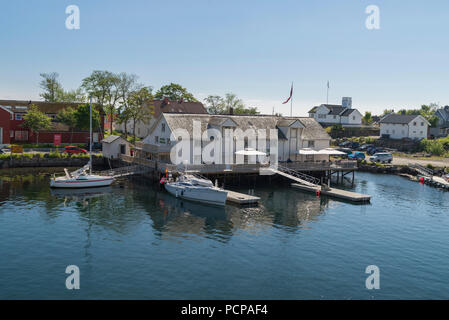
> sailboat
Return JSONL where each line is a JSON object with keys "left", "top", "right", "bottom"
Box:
{"left": 50, "top": 99, "right": 115, "bottom": 188}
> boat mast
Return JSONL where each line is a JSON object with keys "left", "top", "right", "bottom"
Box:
{"left": 89, "top": 97, "right": 93, "bottom": 175}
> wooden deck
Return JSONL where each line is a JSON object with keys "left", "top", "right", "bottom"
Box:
{"left": 226, "top": 190, "right": 260, "bottom": 205}
{"left": 291, "top": 183, "right": 371, "bottom": 203}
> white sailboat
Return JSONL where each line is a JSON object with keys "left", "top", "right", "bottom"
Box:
{"left": 50, "top": 98, "right": 115, "bottom": 188}
{"left": 164, "top": 174, "right": 228, "bottom": 206}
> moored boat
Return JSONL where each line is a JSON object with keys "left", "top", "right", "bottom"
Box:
{"left": 164, "top": 174, "right": 228, "bottom": 206}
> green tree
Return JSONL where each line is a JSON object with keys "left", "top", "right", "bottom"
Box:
{"left": 57, "top": 107, "right": 77, "bottom": 143}
{"left": 115, "top": 73, "right": 140, "bottom": 138}
{"left": 204, "top": 95, "right": 225, "bottom": 114}
{"left": 21, "top": 105, "right": 52, "bottom": 144}
{"left": 362, "top": 111, "right": 373, "bottom": 125}
{"left": 81, "top": 70, "right": 120, "bottom": 133}
{"left": 39, "top": 72, "right": 64, "bottom": 102}
{"left": 127, "top": 87, "right": 155, "bottom": 143}
{"left": 74, "top": 103, "right": 101, "bottom": 131}
{"left": 155, "top": 83, "right": 198, "bottom": 102}
{"left": 223, "top": 93, "right": 259, "bottom": 115}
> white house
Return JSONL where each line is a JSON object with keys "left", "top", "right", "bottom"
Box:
{"left": 101, "top": 135, "right": 131, "bottom": 159}
{"left": 379, "top": 114, "right": 429, "bottom": 140}
{"left": 308, "top": 97, "right": 363, "bottom": 126}
{"left": 141, "top": 113, "right": 331, "bottom": 164}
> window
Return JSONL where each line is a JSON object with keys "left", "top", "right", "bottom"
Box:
{"left": 10, "top": 113, "right": 13, "bottom": 120}
{"left": 167, "top": 138, "right": 170, "bottom": 144}
{"left": 413, "top": 122, "right": 417, "bottom": 126}
{"left": 386, "top": 130, "right": 389, "bottom": 133}
{"left": 353, "top": 116, "right": 356, "bottom": 120}
{"left": 318, "top": 114, "right": 326, "bottom": 119}
{"left": 120, "top": 144, "right": 126, "bottom": 154}
{"left": 392, "top": 130, "right": 395, "bottom": 134}
{"left": 155, "top": 136, "right": 159, "bottom": 143}
{"left": 420, "top": 131, "right": 423, "bottom": 134}
{"left": 333, "top": 115, "right": 337, "bottom": 119}
{"left": 421, "top": 122, "right": 424, "bottom": 126}
{"left": 10, "top": 130, "right": 14, "bottom": 137}
{"left": 161, "top": 123, "right": 165, "bottom": 132}
{"left": 15, "top": 114, "right": 23, "bottom": 120}
{"left": 308, "top": 140, "right": 315, "bottom": 148}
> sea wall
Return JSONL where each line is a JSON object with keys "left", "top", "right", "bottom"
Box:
{"left": 0, "top": 156, "right": 105, "bottom": 169}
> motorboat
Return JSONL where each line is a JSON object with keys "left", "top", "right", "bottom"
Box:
{"left": 50, "top": 164, "right": 114, "bottom": 188}
{"left": 164, "top": 174, "right": 228, "bottom": 206}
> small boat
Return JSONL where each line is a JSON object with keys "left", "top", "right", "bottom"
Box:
{"left": 164, "top": 174, "right": 228, "bottom": 206}
{"left": 50, "top": 98, "right": 115, "bottom": 189}
{"left": 50, "top": 164, "right": 114, "bottom": 188}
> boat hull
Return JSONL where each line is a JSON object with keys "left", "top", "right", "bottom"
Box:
{"left": 164, "top": 183, "right": 228, "bottom": 206}
{"left": 50, "top": 176, "right": 114, "bottom": 188}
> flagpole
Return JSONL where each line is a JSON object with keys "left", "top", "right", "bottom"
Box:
{"left": 290, "top": 82, "right": 293, "bottom": 117}
{"left": 326, "top": 81, "right": 329, "bottom": 105}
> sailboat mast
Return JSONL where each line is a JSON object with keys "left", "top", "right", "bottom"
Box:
{"left": 89, "top": 97, "right": 93, "bottom": 175}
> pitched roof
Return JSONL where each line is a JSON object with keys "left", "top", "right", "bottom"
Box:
{"left": 340, "top": 108, "right": 357, "bottom": 116}
{"left": 102, "top": 135, "right": 122, "bottom": 143}
{"left": 435, "top": 106, "right": 449, "bottom": 122}
{"left": 308, "top": 104, "right": 350, "bottom": 115}
{"left": 0, "top": 99, "right": 102, "bottom": 114}
{"left": 379, "top": 114, "right": 424, "bottom": 124}
{"left": 151, "top": 114, "right": 330, "bottom": 141}
{"left": 152, "top": 100, "right": 207, "bottom": 117}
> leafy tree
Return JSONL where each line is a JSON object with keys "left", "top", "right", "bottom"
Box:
{"left": 362, "top": 111, "right": 373, "bottom": 125}
{"left": 81, "top": 70, "right": 120, "bottom": 133}
{"left": 21, "top": 105, "right": 52, "bottom": 144}
{"left": 74, "top": 103, "right": 101, "bottom": 131}
{"left": 382, "top": 109, "right": 394, "bottom": 116}
{"left": 223, "top": 93, "right": 259, "bottom": 115}
{"left": 115, "top": 73, "right": 140, "bottom": 138}
{"left": 57, "top": 107, "right": 77, "bottom": 143}
{"left": 127, "top": 87, "right": 155, "bottom": 143}
{"left": 155, "top": 83, "right": 198, "bottom": 102}
{"left": 204, "top": 95, "right": 225, "bottom": 114}
{"left": 39, "top": 72, "right": 64, "bottom": 102}
{"left": 60, "top": 88, "right": 86, "bottom": 103}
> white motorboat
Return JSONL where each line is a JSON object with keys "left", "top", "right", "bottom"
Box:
{"left": 50, "top": 164, "right": 114, "bottom": 188}
{"left": 50, "top": 98, "right": 115, "bottom": 189}
{"left": 164, "top": 174, "right": 228, "bottom": 206}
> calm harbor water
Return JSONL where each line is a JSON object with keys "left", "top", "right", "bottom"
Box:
{"left": 0, "top": 168, "right": 448, "bottom": 299}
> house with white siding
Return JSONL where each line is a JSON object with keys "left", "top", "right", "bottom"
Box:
{"left": 308, "top": 97, "right": 363, "bottom": 126}
{"left": 379, "top": 114, "right": 429, "bottom": 140}
{"left": 141, "top": 113, "right": 331, "bottom": 164}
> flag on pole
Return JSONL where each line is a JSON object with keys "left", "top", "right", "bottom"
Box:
{"left": 282, "top": 83, "right": 293, "bottom": 104}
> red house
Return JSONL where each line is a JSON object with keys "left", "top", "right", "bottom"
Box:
{"left": 0, "top": 100, "right": 105, "bottom": 145}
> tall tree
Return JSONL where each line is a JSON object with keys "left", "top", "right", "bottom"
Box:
{"left": 21, "top": 105, "right": 52, "bottom": 144}
{"left": 223, "top": 93, "right": 259, "bottom": 115}
{"left": 81, "top": 71, "right": 119, "bottom": 133}
{"left": 204, "top": 95, "right": 225, "bottom": 114}
{"left": 39, "top": 72, "right": 64, "bottom": 102}
{"left": 116, "top": 73, "right": 139, "bottom": 138}
{"left": 155, "top": 83, "right": 197, "bottom": 102}
{"left": 57, "top": 107, "right": 77, "bottom": 143}
{"left": 128, "top": 87, "right": 155, "bottom": 143}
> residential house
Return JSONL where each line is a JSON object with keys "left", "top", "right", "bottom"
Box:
{"left": 431, "top": 105, "right": 449, "bottom": 138}
{"left": 0, "top": 99, "right": 105, "bottom": 145}
{"left": 308, "top": 97, "right": 363, "bottom": 127}
{"left": 379, "top": 114, "right": 429, "bottom": 140}
{"left": 141, "top": 113, "right": 331, "bottom": 164}
{"left": 114, "top": 98, "right": 208, "bottom": 138}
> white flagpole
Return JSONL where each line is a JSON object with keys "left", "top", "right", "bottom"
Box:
{"left": 290, "top": 82, "right": 293, "bottom": 117}
{"left": 326, "top": 81, "right": 329, "bottom": 104}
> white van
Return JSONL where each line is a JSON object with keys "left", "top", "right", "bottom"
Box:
{"left": 369, "top": 153, "right": 393, "bottom": 164}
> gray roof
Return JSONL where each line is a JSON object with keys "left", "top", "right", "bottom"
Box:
{"left": 308, "top": 104, "right": 355, "bottom": 116}
{"left": 156, "top": 114, "right": 330, "bottom": 141}
{"left": 102, "top": 135, "right": 122, "bottom": 143}
{"left": 340, "top": 108, "right": 357, "bottom": 116}
{"left": 379, "top": 114, "right": 422, "bottom": 124}
{"left": 436, "top": 106, "right": 449, "bottom": 122}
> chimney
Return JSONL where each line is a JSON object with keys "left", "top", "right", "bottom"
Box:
{"left": 229, "top": 107, "right": 234, "bottom": 115}
{"left": 161, "top": 97, "right": 169, "bottom": 107}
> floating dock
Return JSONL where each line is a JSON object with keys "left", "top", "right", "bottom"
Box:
{"left": 291, "top": 183, "right": 371, "bottom": 203}
{"left": 226, "top": 190, "right": 260, "bottom": 205}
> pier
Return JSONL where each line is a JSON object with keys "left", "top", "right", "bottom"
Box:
{"left": 226, "top": 190, "right": 260, "bottom": 205}
{"left": 291, "top": 183, "right": 371, "bottom": 203}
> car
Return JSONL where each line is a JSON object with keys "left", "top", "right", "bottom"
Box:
{"left": 369, "top": 152, "right": 393, "bottom": 164}
{"left": 358, "top": 144, "right": 374, "bottom": 151}
{"left": 366, "top": 147, "right": 384, "bottom": 155}
{"left": 336, "top": 148, "right": 353, "bottom": 158}
{"left": 348, "top": 152, "right": 366, "bottom": 160}
{"left": 86, "top": 142, "right": 102, "bottom": 151}
{"left": 63, "top": 146, "right": 88, "bottom": 155}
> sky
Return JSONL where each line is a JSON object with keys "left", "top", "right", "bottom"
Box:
{"left": 0, "top": 0, "right": 448, "bottom": 116}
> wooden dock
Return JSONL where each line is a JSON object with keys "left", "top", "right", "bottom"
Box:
{"left": 291, "top": 183, "right": 371, "bottom": 203}
{"left": 226, "top": 190, "right": 260, "bottom": 205}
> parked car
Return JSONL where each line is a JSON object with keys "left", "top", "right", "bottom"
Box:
{"left": 86, "top": 142, "right": 102, "bottom": 151}
{"left": 369, "top": 152, "right": 393, "bottom": 164}
{"left": 366, "top": 147, "right": 385, "bottom": 155}
{"left": 348, "top": 152, "right": 366, "bottom": 160}
{"left": 336, "top": 148, "right": 353, "bottom": 158}
{"left": 358, "top": 144, "right": 374, "bottom": 151}
{"left": 63, "top": 146, "right": 88, "bottom": 155}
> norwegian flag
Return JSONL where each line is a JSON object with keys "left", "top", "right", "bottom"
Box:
{"left": 282, "top": 83, "right": 293, "bottom": 104}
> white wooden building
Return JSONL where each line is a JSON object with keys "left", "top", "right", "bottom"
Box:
{"left": 101, "top": 135, "right": 131, "bottom": 159}
{"left": 379, "top": 114, "right": 429, "bottom": 140}
{"left": 308, "top": 97, "right": 363, "bottom": 126}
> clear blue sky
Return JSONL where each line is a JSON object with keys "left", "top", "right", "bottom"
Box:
{"left": 1, "top": 0, "right": 448, "bottom": 116}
